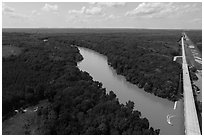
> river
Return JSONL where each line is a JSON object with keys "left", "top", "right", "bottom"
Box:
{"left": 77, "top": 47, "right": 184, "bottom": 135}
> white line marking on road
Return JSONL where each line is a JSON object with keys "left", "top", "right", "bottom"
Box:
{"left": 194, "top": 56, "right": 202, "bottom": 61}
{"left": 189, "top": 45, "right": 195, "bottom": 48}
{"left": 192, "top": 52, "right": 199, "bottom": 55}
{"left": 174, "top": 101, "right": 177, "bottom": 110}
{"left": 195, "top": 59, "right": 202, "bottom": 64}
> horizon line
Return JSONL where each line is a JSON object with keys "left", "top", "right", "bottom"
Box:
{"left": 2, "top": 27, "right": 202, "bottom": 31}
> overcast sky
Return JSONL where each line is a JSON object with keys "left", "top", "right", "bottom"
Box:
{"left": 2, "top": 2, "right": 202, "bottom": 29}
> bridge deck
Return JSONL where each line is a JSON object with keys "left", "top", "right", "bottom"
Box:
{"left": 182, "top": 36, "right": 201, "bottom": 135}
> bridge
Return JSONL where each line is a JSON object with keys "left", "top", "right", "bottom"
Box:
{"left": 181, "top": 33, "right": 201, "bottom": 135}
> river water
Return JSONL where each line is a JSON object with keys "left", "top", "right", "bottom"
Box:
{"left": 77, "top": 47, "right": 184, "bottom": 135}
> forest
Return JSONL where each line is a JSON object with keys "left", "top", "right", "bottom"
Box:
{"left": 2, "top": 29, "right": 201, "bottom": 134}
{"left": 68, "top": 29, "right": 201, "bottom": 101}
{"left": 69, "top": 30, "right": 183, "bottom": 101}
{"left": 2, "top": 31, "right": 160, "bottom": 135}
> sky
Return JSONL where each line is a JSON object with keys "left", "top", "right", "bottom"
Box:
{"left": 2, "top": 2, "right": 202, "bottom": 29}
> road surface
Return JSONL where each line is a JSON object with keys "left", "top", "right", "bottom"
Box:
{"left": 183, "top": 33, "right": 202, "bottom": 70}
{"left": 181, "top": 35, "right": 201, "bottom": 135}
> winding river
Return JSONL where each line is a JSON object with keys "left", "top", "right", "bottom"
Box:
{"left": 77, "top": 47, "right": 184, "bottom": 135}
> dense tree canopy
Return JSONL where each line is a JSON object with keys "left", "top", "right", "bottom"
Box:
{"left": 3, "top": 31, "right": 160, "bottom": 135}
{"left": 69, "top": 31, "right": 183, "bottom": 101}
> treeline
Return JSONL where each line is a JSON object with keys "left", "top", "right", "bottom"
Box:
{"left": 69, "top": 31, "right": 182, "bottom": 101}
{"left": 2, "top": 32, "right": 159, "bottom": 135}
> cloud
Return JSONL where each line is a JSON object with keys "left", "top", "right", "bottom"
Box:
{"left": 9, "top": 13, "right": 29, "bottom": 19}
{"left": 190, "top": 18, "right": 201, "bottom": 23}
{"left": 2, "top": 3, "right": 15, "bottom": 13}
{"left": 125, "top": 2, "right": 198, "bottom": 18}
{"left": 68, "top": 6, "right": 103, "bottom": 16}
{"left": 31, "top": 10, "right": 41, "bottom": 16}
{"left": 125, "top": 3, "right": 171, "bottom": 17}
{"left": 68, "top": 6, "right": 86, "bottom": 14}
{"left": 85, "top": 7, "right": 102, "bottom": 15}
{"left": 4, "top": 11, "right": 30, "bottom": 20}
{"left": 3, "top": 3, "right": 29, "bottom": 20}
{"left": 105, "top": 14, "right": 120, "bottom": 20}
{"left": 90, "top": 2, "right": 126, "bottom": 7}
{"left": 66, "top": 6, "right": 106, "bottom": 26}
{"left": 42, "top": 3, "right": 58, "bottom": 12}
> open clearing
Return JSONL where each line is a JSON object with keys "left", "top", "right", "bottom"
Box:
{"left": 2, "top": 100, "right": 49, "bottom": 135}
{"left": 2, "top": 45, "right": 22, "bottom": 58}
